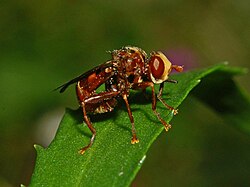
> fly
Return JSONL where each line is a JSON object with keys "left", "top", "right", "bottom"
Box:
{"left": 56, "top": 46, "right": 183, "bottom": 154}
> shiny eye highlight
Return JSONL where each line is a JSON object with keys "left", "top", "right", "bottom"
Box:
{"left": 149, "top": 52, "right": 172, "bottom": 84}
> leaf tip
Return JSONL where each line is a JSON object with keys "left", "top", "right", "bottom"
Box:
{"left": 34, "top": 144, "right": 44, "bottom": 153}
{"left": 20, "top": 184, "right": 26, "bottom": 187}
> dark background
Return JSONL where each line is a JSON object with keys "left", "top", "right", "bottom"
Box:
{"left": 0, "top": 1, "right": 249, "bottom": 186}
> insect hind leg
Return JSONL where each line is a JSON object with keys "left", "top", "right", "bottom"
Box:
{"left": 78, "top": 91, "right": 119, "bottom": 154}
{"left": 79, "top": 102, "right": 96, "bottom": 155}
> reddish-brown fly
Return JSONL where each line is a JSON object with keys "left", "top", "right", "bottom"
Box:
{"left": 56, "top": 46, "right": 183, "bottom": 154}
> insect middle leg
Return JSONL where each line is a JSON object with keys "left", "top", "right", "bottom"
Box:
{"left": 78, "top": 91, "right": 119, "bottom": 154}
{"left": 122, "top": 94, "right": 139, "bottom": 144}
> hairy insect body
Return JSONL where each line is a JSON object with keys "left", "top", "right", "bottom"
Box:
{"left": 57, "top": 46, "right": 183, "bottom": 154}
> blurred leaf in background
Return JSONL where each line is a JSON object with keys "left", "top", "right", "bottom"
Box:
{"left": 0, "top": 0, "right": 249, "bottom": 186}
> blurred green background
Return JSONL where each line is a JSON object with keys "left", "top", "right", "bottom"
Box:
{"left": 0, "top": 0, "right": 249, "bottom": 186}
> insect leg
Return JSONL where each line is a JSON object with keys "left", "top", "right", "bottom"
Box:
{"left": 79, "top": 91, "right": 119, "bottom": 154}
{"left": 79, "top": 102, "right": 96, "bottom": 155}
{"left": 122, "top": 94, "right": 139, "bottom": 144}
{"left": 149, "top": 83, "right": 172, "bottom": 132}
{"left": 157, "top": 83, "right": 178, "bottom": 115}
{"left": 132, "top": 82, "right": 171, "bottom": 131}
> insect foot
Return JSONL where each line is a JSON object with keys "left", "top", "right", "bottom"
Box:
{"left": 172, "top": 109, "right": 178, "bottom": 115}
{"left": 78, "top": 148, "right": 87, "bottom": 155}
{"left": 131, "top": 135, "right": 139, "bottom": 144}
{"left": 164, "top": 124, "right": 172, "bottom": 132}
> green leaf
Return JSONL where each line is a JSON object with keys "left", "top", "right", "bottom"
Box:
{"left": 29, "top": 63, "right": 249, "bottom": 187}
{"left": 191, "top": 66, "right": 250, "bottom": 134}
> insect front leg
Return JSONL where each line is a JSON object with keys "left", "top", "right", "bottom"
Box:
{"left": 133, "top": 82, "right": 171, "bottom": 132}
{"left": 149, "top": 83, "right": 172, "bottom": 132}
{"left": 157, "top": 83, "right": 178, "bottom": 115}
{"left": 122, "top": 94, "right": 139, "bottom": 144}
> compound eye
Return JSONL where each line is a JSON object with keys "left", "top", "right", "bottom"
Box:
{"left": 150, "top": 56, "right": 165, "bottom": 79}
{"left": 149, "top": 52, "right": 172, "bottom": 84}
